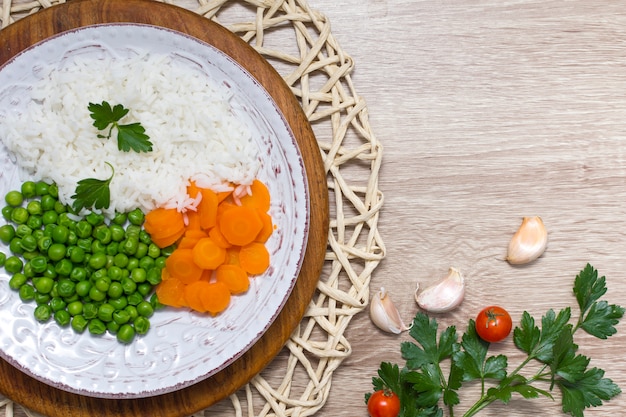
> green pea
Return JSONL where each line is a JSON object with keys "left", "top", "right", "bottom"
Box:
{"left": 147, "top": 243, "right": 161, "bottom": 259}
{"left": 113, "top": 253, "right": 129, "bottom": 268}
{"left": 67, "top": 301, "right": 83, "bottom": 316}
{"left": 112, "top": 309, "right": 130, "bottom": 325}
{"left": 131, "top": 268, "right": 146, "bottom": 283}
{"left": 34, "top": 304, "right": 52, "bottom": 322}
{"left": 34, "top": 291, "right": 51, "bottom": 305}
{"left": 19, "top": 235, "right": 38, "bottom": 253}
{"left": 8, "top": 273, "right": 27, "bottom": 290}
{"left": 5, "top": 256, "right": 23, "bottom": 274}
{"left": 97, "top": 303, "right": 115, "bottom": 322}
{"left": 76, "top": 238, "right": 92, "bottom": 252}
{"left": 109, "top": 296, "right": 128, "bottom": 311}
{"left": 137, "top": 282, "right": 152, "bottom": 297}
{"left": 69, "top": 246, "right": 85, "bottom": 264}
{"left": 111, "top": 212, "right": 127, "bottom": 225}
{"left": 54, "top": 200, "right": 67, "bottom": 214}
{"left": 37, "top": 236, "right": 52, "bottom": 252}
{"left": 136, "top": 300, "right": 154, "bottom": 318}
{"left": 107, "top": 281, "right": 124, "bottom": 299}
{"left": 85, "top": 212, "right": 104, "bottom": 227}
{"left": 146, "top": 267, "right": 162, "bottom": 286}
{"left": 121, "top": 237, "right": 139, "bottom": 256}
{"left": 9, "top": 238, "right": 24, "bottom": 255}
{"left": 5, "top": 190, "right": 24, "bottom": 207}
{"left": 107, "top": 321, "right": 120, "bottom": 334}
{"left": 108, "top": 266, "right": 123, "bottom": 282}
{"left": 47, "top": 243, "right": 66, "bottom": 262}
{"left": 88, "top": 286, "right": 106, "bottom": 302}
{"left": 127, "top": 257, "right": 139, "bottom": 271}
{"left": 93, "top": 225, "right": 112, "bottom": 244}
{"left": 42, "top": 210, "right": 58, "bottom": 225}
{"left": 28, "top": 256, "right": 47, "bottom": 274}
{"left": 51, "top": 225, "right": 69, "bottom": 244}
{"left": 67, "top": 231, "right": 77, "bottom": 246}
{"left": 2, "top": 206, "right": 13, "bottom": 221}
{"left": 33, "top": 276, "right": 54, "bottom": 294}
{"left": 150, "top": 293, "right": 164, "bottom": 310}
{"left": 54, "top": 310, "right": 71, "bottom": 327}
{"left": 124, "top": 305, "right": 138, "bottom": 321}
{"left": 88, "top": 252, "right": 107, "bottom": 270}
{"left": 35, "top": 181, "right": 50, "bottom": 196}
{"left": 49, "top": 296, "right": 66, "bottom": 312}
{"left": 127, "top": 292, "right": 143, "bottom": 306}
{"left": 11, "top": 207, "right": 29, "bottom": 224}
{"left": 75, "top": 221, "right": 92, "bottom": 239}
{"left": 91, "top": 240, "right": 106, "bottom": 254}
{"left": 40, "top": 194, "right": 56, "bottom": 211}
{"left": 94, "top": 277, "right": 110, "bottom": 293}
{"left": 55, "top": 259, "right": 73, "bottom": 276}
{"left": 121, "top": 277, "right": 137, "bottom": 295}
{"left": 19, "top": 284, "right": 35, "bottom": 301}
{"left": 116, "top": 324, "right": 135, "bottom": 344}
{"left": 48, "top": 183, "right": 58, "bottom": 198}
{"left": 133, "top": 316, "right": 150, "bottom": 335}
{"left": 82, "top": 303, "right": 98, "bottom": 320}
{"left": 26, "top": 215, "right": 43, "bottom": 230}
{"left": 125, "top": 224, "right": 141, "bottom": 238}
{"left": 26, "top": 200, "right": 42, "bottom": 216}
{"left": 71, "top": 315, "right": 88, "bottom": 333}
{"left": 56, "top": 279, "right": 76, "bottom": 298}
{"left": 135, "top": 242, "right": 148, "bottom": 259}
{"left": 75, "top": 280, "right": 91, "bottom": 297}
{"left": 70, "top": 266, "right": 88, "bottom": 282}
{"left": 88, "top": 318, "right": 106, "bottom": 335}
{"left": 106, "top": 242, "right": 119, "bottom": 256}
{"left": 110, "top": 224, "right": 125, "bottom": 242}
{"left": 0, "top": 224, "right": 15, "bottom": 243}
{"left": 0, "top": 252, "right": 6, "bottom": 268}
{"left": 127, "top": 208, "right": 145, "bottom": 226}
{"left": 20, "top": 181, "right": 36, "bottom": 198}
{"left": 42, "top": 264, "right": 57, "bottom": 279}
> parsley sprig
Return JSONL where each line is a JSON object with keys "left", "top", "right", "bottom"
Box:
{"left": 367, "top": 264, "right": 624, "bottom": 417}
{"left": 71, "top": 162, "right": 114, "bottom": 213}
{"left": 88, "top": 101, "right": 153, "bottom": 153}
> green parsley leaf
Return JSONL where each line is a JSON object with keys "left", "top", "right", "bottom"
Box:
{"left": 573, "top": 263, "right": 606, "bottom": 314}
{"left": 453, "top": 319, "right": 507, "bottom": 382}
{"left": 71, "top": 162, "right": 114, "bottom": 212}
{"left": 558, "top": 367, "right": 621, "bottom": 417}
{"left": 88, "top": 101, "right": 153, "bottom": 153}
{"left": 580, "top": 300, "right": 624, "bottom": 339}
{"left": 402, "top": 313, "right": 457, "bottom": 369}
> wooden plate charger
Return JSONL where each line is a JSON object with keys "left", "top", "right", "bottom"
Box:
{"left": 0, "top": 0, "right": 329, "bottom": 415}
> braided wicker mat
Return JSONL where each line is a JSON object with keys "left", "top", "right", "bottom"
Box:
{"left": 0, "top": 0, "right": 385, "bottom": 415}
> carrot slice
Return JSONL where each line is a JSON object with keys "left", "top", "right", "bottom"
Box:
{"left": 216, "top": 264, "right": 249, "bottom": 294}
{"left": 165, "top": 248, "right": 204, "bottom": 284}
{"left": 239, "top": 179, "right": 271, "bottom": 212}
{"left": 199, "top": 188, "right": 219, "bottom": 230}
{"left": 144, "top": 207, "right": 186, "bottom": 247}
{"left": 239, "top": 242, "right": 270, "bottom": 275}
{"left": 218, "top": 205, "right": 263, "bottom": 246}
{"left": 155, "top": 275, "right": 186, "bottom": 308}
{"left": 200, "top": 281, "right": 231, "bottom": 315}
{"left": 187, "top": 181, "right": 201, "bottom": 199}
{"left": 192, "top": 237, "right": 227, "bottom": 270}
{"left": 184, "top": 281, "right": 210, "bottom": 313}
{"left": 185, "top": 210, "right": 202, "bottom": 230}
{"left": 150, "top": 230, "right": 185, "bottom": 249}
{"left": 254, "top": 209, "right": 274, "bottom": 243}
{"left": 208, "top": 225, "right": 232, "bottom": 249}
{"left": 224, "top": 247, "right": 240, "bottom": 266}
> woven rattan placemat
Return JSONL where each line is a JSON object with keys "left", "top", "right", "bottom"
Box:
{"left": 0, "top": 0, "right": 385, "bottom": 415}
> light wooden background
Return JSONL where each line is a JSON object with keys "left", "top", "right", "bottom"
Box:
{"left": 312, "top": 0, "right": 626, "bottom": 416}
{"left": 5, "top": 0, "right": 626, "bottom": 416}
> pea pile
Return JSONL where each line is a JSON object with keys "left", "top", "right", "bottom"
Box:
{"left": 0, "top": 181, "right": 171, "bottom": 344}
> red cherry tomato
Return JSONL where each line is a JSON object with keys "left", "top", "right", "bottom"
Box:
{"left": 367, "top": 389, "right": 400, "bottom": 417}
{"left": 475, "top": 305, "right": 512, "bottom": 343}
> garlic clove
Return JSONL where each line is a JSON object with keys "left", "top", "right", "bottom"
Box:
{"left": 506, "top": 216, "right": 548, "bottom": 265}
{"left": 415, "top": 267, "right": 465, "bottom": 313}
{"left": 369, "top": 287, "right": 409, "bottom": 334}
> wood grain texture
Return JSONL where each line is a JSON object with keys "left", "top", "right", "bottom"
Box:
{"left": 0, "top": 0, "right": 329, "bottom": 416}
{"left": 310, "top": 0, "right": 626, "bottom": 416}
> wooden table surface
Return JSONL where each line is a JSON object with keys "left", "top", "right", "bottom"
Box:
{"left": 311, "top": 0, "right": 626, "bottom": 416}
{"left": 5, "top": 0, "right": 626, "bottom": 416}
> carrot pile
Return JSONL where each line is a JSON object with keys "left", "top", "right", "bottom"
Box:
{"left": 145, "top": 179, "right": 274, "bottom": 315}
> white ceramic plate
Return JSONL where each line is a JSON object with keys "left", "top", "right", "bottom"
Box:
{"left": 0, "top": 24, "right": 309, "bottom": 398}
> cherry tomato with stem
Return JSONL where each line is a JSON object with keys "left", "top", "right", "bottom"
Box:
{"left": 475, "top": 305, "right": 512, "bottom": 343}
{"left": 367, "top": 388, "right": 400, "bottom": 417}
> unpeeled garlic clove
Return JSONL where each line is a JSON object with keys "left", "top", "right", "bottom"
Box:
{"left": 415, "top": 267, "right": 465, "bottom": 313}
{"left": 506, "top": 216, "right": 548, "bottom": 265}
{"left": 370, "top": 287, "right": 409, "bottom": 334}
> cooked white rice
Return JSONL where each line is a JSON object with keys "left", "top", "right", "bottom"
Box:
{"left": 0, "top": 52, "right": 260, "bottom": 216}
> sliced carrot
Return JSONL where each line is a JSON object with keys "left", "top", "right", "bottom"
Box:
{"left": 187, "top": 181, "right": 201, "bottom": 199}
{"left": 185, "top": 210, "right": 202, "bottom": 230}
{"left": 224, "top": 247, "right": 240, "bottom": 266}
{"left": 239, "top": 179, "right": 271, "bottom": 212}
{"left": 165, "top": 248, "right": 204, "bottom": 284}
{"left": 184, "top": 281, "right": 210, "bottom": 313}
{"left": 216, "top": 264, "right": 249, "bottom": 294}
{"left": 217, "top": 190, "right": 233, "bottom": 203}
{"left": 200, "top": 281, "right": 231, "bottom": 315}
{"left": 218, "top": 205, "right": 263, "bottom": 246}
{"left": 155, "top": 274, "right": 186, "bottom": 308}
{"left": 150, "top": 230, "right": 185, "bottom": 249}
{"left": 192, "top": 237, "right": 227, "bottom": 270}
{"left": 254, "top": 209, "right": 274, "bottom": 243}
{"left": 208, "top": 225, "right": 232, "bottom": 249}
{"left": 144, "top": 207, "right": 186, "bottom": 247}
{"left": 199, "top": 188, "right": 219, "bottom": 230}
{"left": 239, "top": 242, "right": 270, "bottom": 275}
